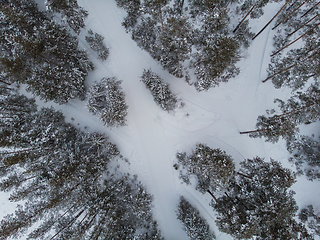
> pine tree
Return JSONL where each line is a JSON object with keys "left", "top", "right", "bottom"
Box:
{"left": 85, "top": 29, "right": 109, "bottom": 61}
{"left": 141, "top": 69, "right": 178, "bottom": 111}
{"left": 87, "top": 77, "right": 128, "bottom": 127}
{"left": 287, "top": 134, "right": 320, "bottom": 180}
{"left": 175, "top": 143, "right": 235, "bottom": 193}
{"left": 156, "top": 16, "right": 192, "bottom": 78}
{"left": 45, "top": 0, "right": 88, "bottom": 34}
{"left": 299, "top": 205, "right": 320, "bottom": 237}
{"left": 212, "top": 157, "right": 312, "bottom": 239}
{"left": 0, "top": 93, "right": 163, "bottom": 240}
{"left": 0, "top": 0, "right": 93, "bottom": 104}
{"left": 177, "top": 196, "right": 215, "bottom": 240}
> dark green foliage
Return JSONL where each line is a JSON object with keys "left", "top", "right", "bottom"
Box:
{"left": 267, "top": 47, "right": 320, "bottom": 90}
{"left": 193, "top": 36, "right": 240, "bottom": 91}
{"left": 236, "top": 0, "right": 284, "bottom": 19}
{"left": 249, "top": 113, "right": 299, "bottom": 143}
{"left": 249, "top": 82, "right": 320, "bottom": 143}
{"left": 299, "top": 205, "right": 320, "bottom": 237}
{"left": 157, "top": 16, "right": 192, "bottom": 78}
{"left": 176, "top": 144, "right": 235, "bottom": 193}
{"left": 87, "top": 77, "right": 128, "bottom": 127}
{"left": 0, "top": 92, "right": 163, "bottom": 240}
{"left": 115, "top": 0, "right": 141, "bottom": 30}
{"left": 85, "top": 29, "right": 109, "bottom": 61}
{"left": 177, "top": 196, "right": 215, "bottom": 240}
{"left": 288, "top": 134, "right": 320, "bottom": 180}
{"left": 46, "top": 0, "right": 88, "bottom": 34}
{"left": 0, "top": 0, "right": 93, "bottom": 104}
{"left": 212, "top": 157, "right": 312, "bottom": 239}
{"left": 116, "top": 0, "right": 253, "bottom": 89}
{"left": 141, "top": 69, "right": 177, "bottom": 111}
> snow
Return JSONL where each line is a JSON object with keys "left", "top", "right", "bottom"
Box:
{"left": 1, "top": 0, "right": 320, "bottom": 239}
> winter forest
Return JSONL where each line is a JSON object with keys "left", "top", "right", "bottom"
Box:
{"left": 0, "top": 0, "right": 320, "bottom": 239}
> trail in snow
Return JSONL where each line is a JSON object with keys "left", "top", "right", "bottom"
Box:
{"left": 1, "top": 1, "right": 320, "bottom": 239}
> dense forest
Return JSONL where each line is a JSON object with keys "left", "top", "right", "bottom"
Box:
{"left": 0, "top": 0, "right": 320, "bottom": 239}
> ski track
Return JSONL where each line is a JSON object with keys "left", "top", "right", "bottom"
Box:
{"left": 1, "top": 1, "right": 320, "bottom": 240}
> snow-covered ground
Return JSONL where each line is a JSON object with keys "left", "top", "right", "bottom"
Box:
{"left": 1, "top": 1, "right": 320, "bottom": 239}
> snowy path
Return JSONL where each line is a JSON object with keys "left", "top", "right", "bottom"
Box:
{"left": 72, "top": 1, "right": 286, "bottom": 239}
{"left": 1, "top": 1, "right": 320, "bottom": 239}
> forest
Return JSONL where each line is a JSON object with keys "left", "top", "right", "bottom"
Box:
{"left": 0, "top": 0, "right": 320, "bottom": 239}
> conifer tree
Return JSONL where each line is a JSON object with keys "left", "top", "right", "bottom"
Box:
{"left": 288, "top": 134, "right": 320, "bottom": 180}
{"left": 0, "top": 92, "right": 163, "bottom": 240}
{"left": 85, "top": 29, "right": 109, "bottom": 61}
{"left": 46, "top": 0, "right": 88, "bottom": 34}
{"left": 0, "top": 0, "right": 93, "bottom": 104}
{"left": 177, "top": 196, "right": 215, "bottom": 240}
{"left": 141, "top": 69, "right": 177, "bottom": 111}
{"left": 212, "top": 157, "right": 312, "bottom": 239}
{"left": 87, "top": 77, "right": 128, "bottom": 127}
{"left": 299, "top": 205, "right": 320, "bottom": 237}
{"left": 175, "top": 144, "right": 235, "bottom": 193}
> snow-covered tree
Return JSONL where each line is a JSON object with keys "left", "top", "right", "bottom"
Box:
{"left": 177, "top": 196, "right": 215, "bottom": 240}
{"left": 0, "top": 0, "right": 93, "bottom": 104}
{"left": 85, "top": 29, "right": 109, "bottom": 61}
{"left": 212, "top": 157, "right": 312, "bottom": 239}
{"left": 175, "top": 144, "right": 235, "bottom": 193}
{"left": 243, "top": 82, "right": 320, "bottom": 143}
{"left": 46, "top": 0, "right": 88, "bottom": 34}
{"left": 141, "top": 69, "right": 177, "bottom": 111}
{"left": 299, "top": 205, "right": 320, "bottom": 237}
{"left": 87, "top": 77, "right": 128, "bottom": 127}
{"left": 116, "top": 0, "right": 253, "bottom": 89}
{"left": 288, "top": 134, "right": 320, "bottom": 180}
{"left": 0, "top": 92, "right": 163, "bottom": 240}
{"left": 156, "top": 16, "right": 192, "bottom": 78}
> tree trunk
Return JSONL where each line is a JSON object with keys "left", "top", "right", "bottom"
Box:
{"left": 235, "top": 171, "right": 253, "bottom": 179}
{"left": 0, "top": 86, "right": 13, "bottom": 90}
{"left": 240, "top": 129, "right": 268, "bottom": 134}
{"left": 252, "top": 0, "right": 291, "bottom": 40}
{"left": 277, "top": 102, "right": 317, "bottom": 117}
{"left": 272, "top": 0, "right": 309, "bottom": 30}
{"left": 264, "top": 48, "right": 319, "bottom": 82}
{"left": 0, "top": 79, "right": 11, "bottom": 85}
{"left": 50, "top": 208, "right": 86, "bottom": 240}
{"left": 301, "top": 1, "right": 320, "bottom": 18}
{"left": 233, "top": 1, "right": 258, "bottom": 33}
{"left": 263, "top": 63, "right": 296, "bottom": 83}
{"left": 288, "top": 14, "right": 318, "bottom": 36}
{"left": 271, "top": 22, "right": 320, "bottom": 57}
{"left": 0, "top": 148, "right": 42, "bottom": 155}
{"left": 207, "top": 190, "right": 217, "bottom": 202}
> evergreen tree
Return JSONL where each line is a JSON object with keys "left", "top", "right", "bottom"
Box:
{"left": 0, "top": 93, "right": 163, "bottom": 240}
{"left": 243, "top": 82, "right": 320, "bottom": 143}
{"left": 46, "top": 0, "right": 88, "bottom": 34}
{"left": 115, "top": 0, "right": 141, "bottom": 30}
{"left": 85, "top": 29, "right": 109, "bottom": 61}
{"left": 299, "top": 205, "right": 320, "bottom": 237}
{"left": 175, "top": 144, "right": 235, "bottom": 193}
{"left": 116, "top": 0, "right": 253, "bottom": 89}
{"left": 141, "top": 69, "right": 178, "bottom": 111}
{"left": 212, "top": 157, "right": 312, "bottom": 239}
{"left": 192, "top": 35, "right": 240, "bottom": 91}
{"left": 156, "top": 16, "right": 192, "bottom": 78}
{"left": 177, "top": 196, "right": 215, "bottom": 240}
{"left": 0, "top": 0, "right": 93, "bottom": 104}
{"left": 287, "top": 134, "right": 320, "bottom": 180}
{"left": 87, "top": 77, "right": 128, "bottom": 127}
